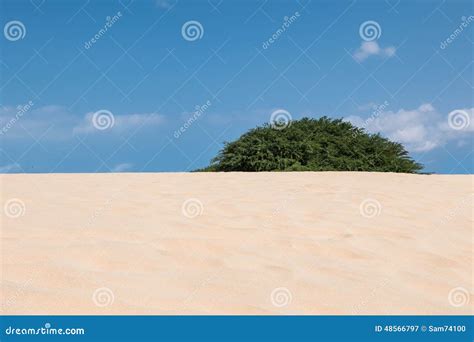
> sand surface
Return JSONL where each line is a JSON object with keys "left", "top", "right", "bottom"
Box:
{"left": 1, "top": 172, "right": 472, "bottom": 315}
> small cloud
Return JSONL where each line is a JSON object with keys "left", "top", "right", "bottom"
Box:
{"left": 0, "top": 105, "right": 78, "bottom": 140}
{"left": 111, "top": 163, "right": 133, "bottom": 172}
{"left": 0, "top": 105, "right": 166, "bottom": 140}
{"left": 155, "top": 0, "right": 176, "bottom": 9}
{"left": 0, "top": 163, "right": 21, "bottom": 173}
{"left": 345, "top": 104, "right": 473, "bottom": 152}
{"left": 353, "top": 41, "right": 396, "bottom": 62}
{"left": 73, "top": 112, "right": 165, "bottom": 135}
{"left": 419, "top": 103, "right": 435, "bottom": 112}
{"left": 356, "top": 102, "right": 378, "bottom": 111}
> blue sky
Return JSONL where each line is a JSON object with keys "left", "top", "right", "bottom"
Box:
{"left": 0, "top": 0, "right": 472, "bottom": 174}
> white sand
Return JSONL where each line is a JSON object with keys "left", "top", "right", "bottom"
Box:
{"left": 1, "top": 172, "right": 472, "bottom": 315}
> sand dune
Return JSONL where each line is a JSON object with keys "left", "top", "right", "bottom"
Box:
{"left": 1, "top": 172, "right": 472, "bottom": 315}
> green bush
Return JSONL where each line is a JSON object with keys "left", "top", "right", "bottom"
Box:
{"left": 198, "top": 117, "right": 423, "bottom": 173}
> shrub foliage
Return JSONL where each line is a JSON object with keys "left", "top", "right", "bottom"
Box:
{"left": 199, "top": 117, "right": 423, "bottom": 173}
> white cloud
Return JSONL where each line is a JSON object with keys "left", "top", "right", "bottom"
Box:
{"left": 345, "top": 104, "right": 473, "bottom": 152}
{"left": 0, "top": 105, "right": 165, "bottom": 140}
{"left": 155, "top": 0, "right": 175, "bottom": 9}
{"left": 73, "top": 112, "right": 164, "bottom": 135}
{"left": 111, "top": 163, "right": 133, "bottom": 172}
{"left": 353, "top": 41, "right": 396, "bottom": 62}
{"left": 0, "top": 105, "right": 77, "bottom": 140}
{"left": 0, "top": 163, "right": 21, "bottom": 173}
